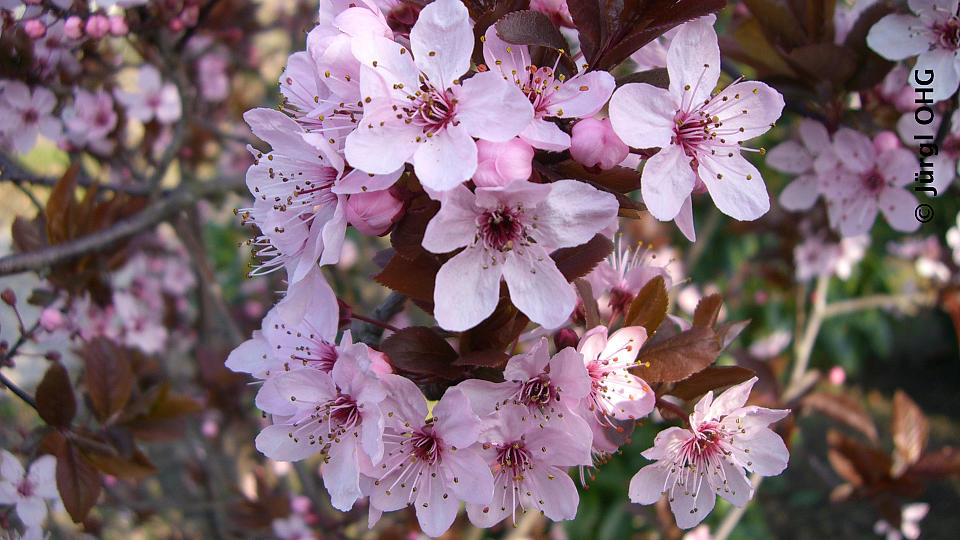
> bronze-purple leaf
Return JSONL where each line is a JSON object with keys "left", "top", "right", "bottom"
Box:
{"left": 801, "top": 391, "right": 878, "bottom": 442}
{"left": 692, "top": 294, "right": 723, "bottom": 328}
{"left": 891, "top": 390, "right": 929, "bottom": 476}
{"left": 80, "top": 338, "right": 134, "bottom": 420}
{"left": 43, "top": 431, "right": 101, "bottom": 523}
{"left": 551, "top": 233, "right": 614, "bottom": 282}
{"left": 631, "top": 326, "right": 721, "bottom": 383}
{"left": 35, "top": 362, "right": 77, "bottom": 428}
{"left": 669, "top": 365, "right": 756, "bottom": 401}
{"left": 381, "top": 326, "right": 463, "bottom": 382}
{"left": 624, "top": 275, "right": 668, "bottom": 336}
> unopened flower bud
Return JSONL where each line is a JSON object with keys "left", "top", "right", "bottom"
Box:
{"left": 63, "top": 16, "right": 84, "bottom": 39}
{"left": 553, "top": 328, "right": 578, "bottom": 351}
{"left": 873, "top": 130, "right": 900, "bottom": 154}
{"left": 39, "top": 308, "right": 64, "bottom": 332}
{"left": 23, "top": 19, "right": 46, "bottom": 39}
{"left": 85, "top": 15, "right": 110, "bottom": 39}
{"left": 473, "top": 138, "right": 534, "bottom": 187}
{"left": 108, "top": 15, "right": 128, "bottom": 36}
{"left": 1, "top": 289, "right": 15, "bottom": 306}
{"left": 570, "top": 117, "right": 629, "bottom": 170}
{"left": 345, "top": 189, "right": 404, "bottom": 236}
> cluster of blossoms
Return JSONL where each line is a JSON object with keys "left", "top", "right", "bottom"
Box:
{"left": 37, "top": 230, "right": 197, "bottom": 354}
{"left": 226, "top": 0, "right": 793, "bottom": 534}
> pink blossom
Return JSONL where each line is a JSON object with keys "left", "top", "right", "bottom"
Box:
{"left": 272, "top": 514, "right": 317, "bottom": 540}
{"left": 576, "top": 326, "right": 655, "bottom": 453}
{"left": 23, "top": 19, "right": 45, "bottom": 38}
{"left": 254, "top": 352, "right": 388, "bottom": 511}
{"left": 0, "top": 451, "right": 59, "bottom": 527}
{"left": 239, "top": 108, "right": 347, "bottom": 307}
{"left": 867, "top": 0, "right": 960, "bottom": 102}
{"left": 457, "top": 338, "right": 593, "bottom": 443}
{"left": 85, "top": 15, "right": 110, "bottom": 39}
{"left": 628, "top": 377, "right": 789, "bottom": 529}
{"left": 473, "top": 138, "right": 534, "bottom": 187}
{"left": 63, "top": 16, "right": 84, "bottom": 39}
{"left": 874, "top": 502, "right": 929, "bottom": 540}
{"left": 344, "top": 189, "right": 404, "bottom": 236}
{"left": 114, "top": 65, "right": 182, "bottom": 124}
{"left": 609, "top": 20, "right": 783, "bottom": 225}
{"left": 364, "top": 385, "right": 493, "bottom": 537}
{"left": 108, "top": 15, "right": 128, "bottom": 37}
{"left": 197, "top": 53, "right": 229, "bottom": 102}
{"left": 465, "top": 410, "right": 592, "bottom": 527}
{"left": 770, "top": 119, "right": 831, "bottom": 211}
{"left": 345, "top": 0, "right": 534, "bottom": 191}
{"left": 422, "top": 180, "right": 618, "bottom": 331}
{"left": 584, "top": 239, "right": 673, "bottom": 320}
{"left": 569, "top": 117, "right": 629, "bottom": 170}
{"left": 482, "top": 25, "right": 615, "bottom": 152}
{"left": 61, "top": 87, "right": 117, "bottom": 154}
{"left": 818, "top": 128, "right": 920, "bottom": 236}
{"left": 0, "top": 81, "right": 61, "bottom": 154}
{"left": 828, "top": 366, "right": 847, "bottom": 386}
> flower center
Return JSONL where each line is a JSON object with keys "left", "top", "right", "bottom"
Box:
{"left": 327, "top": 394, "right": 361, "bottom": 431}
{"left": 608, "top": 287, "right": 634, "bottom": 315}
{"left": 862, "top": 171, "right": 885, "bottom": 194}
{"left": 681, "top": 421, "right": 728, "bottom": 465}
{"left": 293, "top": 341, "right": 338, "bottom": 372}
{"left": 22, "top": 109, "right": 38, "bottom": 124}
{"left": 17, "top": 478, "right": 35, "bottom": 498}
{"left": 495, "top": 441, "right": 533, "bottom": 476}
{"left": 477, "top": 205, "right": 526, "bottom": 251}
{"left": 934, "top": 16, "right": 960, "bottom": 50}
{"left": 407, "top": 85, "right": 457, "bottom": 135}
{"left": 518, "top": 373, "right": 559, "bottom": 406}
{"left": 410, "top": 428, "right": 442, "bottom": 466}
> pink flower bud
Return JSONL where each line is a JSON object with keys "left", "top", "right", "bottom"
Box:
{"left": 345, "top": 190, "right": 404, "bottom": 236}
{"left": 570, "top": 117, "right": 629, "bottom": 170}
{"left": 108, "top": 15, "right": 129, "bottom": 36}
{"left": 85, "top": 15, "right": 110, "bottom": 39}
{"left": 553, "top": 328, "right": 578, "bottom": 350}
{"left": 473, "top": 138, "right": 534, "bottom": 187}
{"left": 39, "top": 308, "right": 64, "bottom": 332}
{"left": 64, "top": 16, "right": 84, "bottom": 39}
{"left": 873, "top": 131, "right": 900, "bottom": 154}
{"left": 828, "top": 366, "right": 846, "bottom": 386}
{"left": 368, "top": 349, "right": 394, "bottom": 376}
{"left": 23, "top": 19, "right": 46, "bottom": 39}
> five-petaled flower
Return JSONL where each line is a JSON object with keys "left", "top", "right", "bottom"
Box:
{"left": 628, "top": 377, "right": 789, "bottom": 529}
{"left": 0, "top": 451, "right": 60, "bottom": 527}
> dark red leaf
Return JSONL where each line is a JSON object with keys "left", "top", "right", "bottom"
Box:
{"left": 380, "top": 326, "right": 463, "bottom": 382}
{"left": 631, "top": 326, "right": 721, "bottom": 383}
{"left": 80, "top": 338, "right": 134, "bottom": 420}
{"left": 495, "top": 10, "right": 568, "bottom": 51}
{"left": 669, "top": 365, "right": 756, "bottom": 401}
{"left": 373, "top": 251, "right": 442, "bottom": 303}
{"left": 43, "top": 431, "right": 101, "bottom": 523}
{"left": 692, "top": 294, "right": 723, "bottom": 328}
{"left": 459, "top": 293, "right": 530, "bottom": 354}
{"left": 891, "top": 390, "right": 929, "bottom": 476}
{"left": 800, "top": 391, "right": 878, "bottom": 442}
{"left": 82, "top": 446, "right": 157, "bottom": 480}
{"left": 624, "top": 275, "right": 668, "bottom": 336}
{"left": 907, "top": 447, "right": 960, "bottom": 478}
{"left": 35, "top": 362, "right": 76, "bottom": 428}
{"left": 551, "top": 233, "right": 614, "bottom": 282}
{"left": 454, "top": 350, "right": 510, "bottom": 369}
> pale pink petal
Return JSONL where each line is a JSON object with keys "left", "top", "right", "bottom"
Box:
{"left": 422, "top": 185, "right": 479, "bottom": 253}
{"left": 641, "top": 145, "right": 698, "bottom": 220}
{"left": 519, "top": 118, "right": 571, "bottom": 151}
{"left": 577, "top": 326, "right": 609, "bottom": 362}
{"left": 1, "top": 450, "right": 25, "bottom": 484}
{"left": 866, "top": 15, "right": 930, "bottom": 61}
{"left": 444, "top": 448, "right": 494, "bottom": 505}
{"left": 605, "top": 326, "right": 647, "bottom": 364}
{"left": 415, "top": 475, "right": 460, "bottom": 537}
{"left": 706, "top": 376, "right": 756, "bottom": 419}
{"left": 544, "top": 70, "right": 615, "bottom": 118}
{"left": 481, "top": 25, "right": 526, "bottom": 76}
{"left": 640, "top": 427, "right": 691, "bottom": 461}
{"left": 799, "top": 119, "right": 830, "bottom": 155}
{"left": 26, "top": 456, "right": 57, "bottom": 500}
{"left": 502, "top": 248, "right": 575, "bottom": 329}
{"left": 698, "top": 153, "right": 770, "bottom": 221}
{"left": 547, "top": 348, "right": 592, "bottom": 402}
{"left": 504, "top": 338, "right": 550, "bottom": 381}
{"left": 879, "top": 147, "right": 919, "bottom": 187}
{"left": 379, "top": 374, "right": 428, "bottom": 427}
{"left": 529, "top": 417, "right": 593, "bottom": 466}
{"left": 723, "top": 406, "right": 790, "bottom": 436}
{"left": 535, "top": 179, "right": 619, "bottom": 248}
{"left": 675, "top": 196, "right": 697, "bottom": 241}
{"left": 609, "top": 83, "right": 676, "bottom": 149}
{"left": 528, "top": 467, "right": 579, "bottom": 520}
{"left": 323, "top": 436, "right": 362, "bottom": 511}
{"left": 710, "top": 81, "right": 784, "bottom": 141}
{"left": 780, "top": 175, "right": 821, "bottom": 211}
{"left": 455, "top": 378, "right": 516, "bottom": 416}
{"left": 603, "top": 373, "right": 655, "bottom": 420}
{"left": 433, "top": 246, "right": 503, "bottom": 331}
{"left": 833, "top": 128, "right": 876, "bottom": 174}
{"left": 333, "top": 167, "right": 402, "bottom": 194}
{"left": 715, "top": 458, "right": 752, "bottom": 507}
{"left": 734, "top": 428, "right": 789, "bottom": 476}
{"left": 255, "top": 424, "right": 318, "bottom": 461}
{"left": 225, "top": 336, "right": 273, "bottom": 377}
{"left": 766, "top": 140, "right": 811, "bottom": 174}
{"left": 667, "top": 20, "right": 720, "bottom": 106}
{"left": 409, "top": 0, "right": 472, "bottom": 86}
{"left": 16, "top": 496, "right": 47, "bottom": 526}
{"left": 433, "top": 388, "right": 482, "bottom": 449}
{"left": 879, "top": 187, "right": 921, "bottom": 232}
{"left": 0, "top": 482, "right": 17, "bottom": 505}
{"left": 669, "top": 476, "right": 715, "bottom": 529}
{"left": 628, "top": 463, "right": 670, "bottom": 504}
{"left": 412, "top": 123, "right": 478, "bottom": 191}
{"left": 344, "top": 107, "right": 419, "bottom": 174}
{"left": 838, "top": 197, "right": 879, "bottom": 237}
{"left": 350, "top": 35, "right": 419, "bottom": 97}
{"left": 263, "top": 369, "right": 337, "bottom": 413}
{"left": 456, "top": 71, "right": 534, "bottom": 142}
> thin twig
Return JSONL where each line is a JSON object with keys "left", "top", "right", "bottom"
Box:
{"left": 0, "top": 370, "right": 39, "bottom": 411}
{"left": 350, "top": 313, "right": 399, "bottom": 333}
{"left": 350, "top": 292, "right": 408, "bottom": 347}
